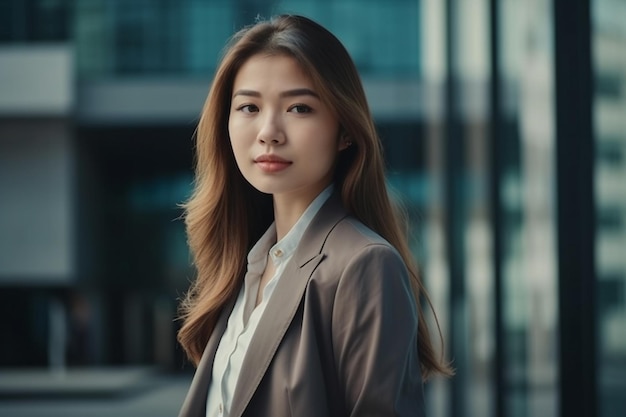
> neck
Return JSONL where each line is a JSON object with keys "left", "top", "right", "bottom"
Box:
{"left": 271, "top": 183, "right": 333, "bottom": 240}
{"left": 272, "top": 195, "right": 311, "bottom": 241}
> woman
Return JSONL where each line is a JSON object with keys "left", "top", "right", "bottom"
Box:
{"left": 177, "top": 14, "right": 452, "bottom": 417}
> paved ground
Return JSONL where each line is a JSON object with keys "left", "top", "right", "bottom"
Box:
{"left": 1, "top": 366, "right": 624, "bottom": 416}
{"left": 0, "top": 368, "right": 191, "bottom": 417}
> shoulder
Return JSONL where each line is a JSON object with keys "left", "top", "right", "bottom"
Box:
{"left": 323, "top": 216, "right": 403, "bottom": 264}
{"left": 311, "top": 216, "right": 410, "bottom": 295}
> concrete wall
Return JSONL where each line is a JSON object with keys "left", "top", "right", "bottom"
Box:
{"left": 0, "top": 119, "right": 75, "bottom": 284}
{"left": 0, "top": 44, "right": 75, "bottom": 284}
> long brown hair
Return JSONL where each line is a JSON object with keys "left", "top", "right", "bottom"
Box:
{"left": 178, "top": 14, "right": 452, "bottom": 379}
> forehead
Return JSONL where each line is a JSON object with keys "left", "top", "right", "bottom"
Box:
{"left": 232, "top": 53, "right": 314, "bottom": 90}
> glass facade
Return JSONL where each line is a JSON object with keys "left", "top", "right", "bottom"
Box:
{"left": 498, "top": 1, "right": 559, "bottom": 416}
{"left": 1, "top": 0, "right": 626, "bottom": 416}
{"left": 593, "top": 0, "right": 626, "bottom": 415}
{"left": 69, "top": 0, "right": 420, "bottom": 77}
{"left": 0, "top": 0, "right": 70, "bottom": 42}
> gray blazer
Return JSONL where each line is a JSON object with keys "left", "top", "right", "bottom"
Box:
{"left": 178, "top": 194, "right": 425, "bottom": 417}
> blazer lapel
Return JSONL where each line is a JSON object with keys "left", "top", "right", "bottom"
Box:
{"left": 228, "top": 193, "right": 348, "bottom": 417}
{"left": 178, "top": 297, "right": 236, "bottom": 417}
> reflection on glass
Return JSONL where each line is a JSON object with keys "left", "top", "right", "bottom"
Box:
{"left": 456, "top": 0, "right": 494, "bottom": 416}
{"left": 593, "top": 1, "right": 626, "bottom": 416}
{"left": 73, "top": 0, "right": 420, "bottom": 77}
{"left": 417, "top": 1, "right": 449, "bottom": 416}
{"left": 500, "top": 0, "right": 558, "bottom": 416}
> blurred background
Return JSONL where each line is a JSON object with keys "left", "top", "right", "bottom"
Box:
{"left": 0, "top": 0, "right": 624, "bottom": 416}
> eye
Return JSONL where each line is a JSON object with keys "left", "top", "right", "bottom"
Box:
{"left": 237, "top": 104, "right": 259, "bottom": 113}
{"left": 288, "top": 104, "right": 313, "bottom": 114}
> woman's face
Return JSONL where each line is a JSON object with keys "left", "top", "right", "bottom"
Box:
{"left": 228, "top": 53, "right": 346, "bottom": 206}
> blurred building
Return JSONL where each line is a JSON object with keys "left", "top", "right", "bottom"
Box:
{"left": 0, "top": 1, "right": 624, "bottom": 417}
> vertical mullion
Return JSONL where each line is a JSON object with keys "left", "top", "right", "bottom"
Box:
{"left": 444, "top": 0, "right": 466, "bottom": 416}
{"left": 488, "top": 0, "right": 505, "bottom": 416}
{"left": 553, "top": 0, "right": 597, "bottom": 416}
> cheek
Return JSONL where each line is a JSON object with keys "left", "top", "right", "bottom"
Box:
{"left": 228, "top": 116, "right": 254, "bottom": 145}
{"left": 228, "top": 131, "right": 244, "bottom": 166}
{"left": 311, "top": 130, "right": 341, "bottom": 161}
{"left": 227, "top": 117, "right": 236, "bottom": 143}
{"left": 228, "top": 119, "right": 242, "bottom": 150}
{"left": 230, "top": 139, "right": 245, "bottom": 165}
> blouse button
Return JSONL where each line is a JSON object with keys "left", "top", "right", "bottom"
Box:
{"left": 218, "top": 403, "right": 223, "bottom": 414}
{"left": 273, "top": 249, "right": 283, "bottom": 257}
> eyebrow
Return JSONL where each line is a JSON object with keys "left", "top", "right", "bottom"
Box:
{"left": 232, "top": 88, "right": 320, "bottom": 99}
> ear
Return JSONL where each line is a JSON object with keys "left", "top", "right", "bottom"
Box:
{"left": 338, "top": 134, "right": 352, "bottom": 151}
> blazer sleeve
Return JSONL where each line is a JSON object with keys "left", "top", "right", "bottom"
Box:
{"left": 331, "top": 244, "right": 426, "bottom": 417}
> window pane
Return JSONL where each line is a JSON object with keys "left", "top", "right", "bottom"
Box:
{"left": 499, "top": 0, "right": 558, "bottom": 415}
{"left": 457, "top": 1, "right": 494, "bottom": 416}
{"left": 593, "top": 1, "right": 626, "bottom": 416}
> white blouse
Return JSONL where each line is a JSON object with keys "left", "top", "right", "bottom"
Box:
{"left": 206, "top": 186, "right": 333, "bottom": 417}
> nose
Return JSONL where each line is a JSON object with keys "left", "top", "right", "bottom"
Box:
{"left": 257, "top": 113, "right": 286, "bottom": 145}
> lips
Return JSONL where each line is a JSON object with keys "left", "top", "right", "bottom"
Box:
{"left": 254, "top": 154, "right": 292, "bottom": 173}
